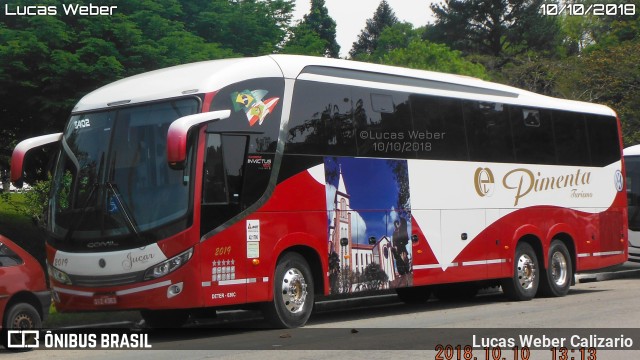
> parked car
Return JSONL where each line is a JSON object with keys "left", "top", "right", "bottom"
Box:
{"left": 0, "top": 235, "right": 50, "bottom": 348}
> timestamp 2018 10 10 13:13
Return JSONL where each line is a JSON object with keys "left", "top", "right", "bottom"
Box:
{"left": 434, "top": 345, "right": 598, "bottom": 360}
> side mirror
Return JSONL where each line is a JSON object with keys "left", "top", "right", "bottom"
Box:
{"left": 11, "top": 133, "right": 62, "bottom": 187}
{"left": 166, "top": 110, "right": 231, "bottom": 169}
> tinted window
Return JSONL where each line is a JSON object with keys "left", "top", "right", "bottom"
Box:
{"left": 410, "top": 95, "right": 467, "bottom": 161}
{"left": 0, "top": 243, "right": 23, "bottom": 267}
{"left": 511, "top": 107, "right": 556, "bottom": 164}
{"left": 626, "top": 156, "right": 640, "bottom": 230}
{"left": 554, "top": 111, "right": 590, "bottom": 166}
{"left": 464, "top": 101, "right": 514, "bottom": 162}
{"left": 353, "top": 89, "right": 413, "bottom": 158}
{"left": 287, "top": 81, "right": 355, "bottom": 156}
{"left": 587, "top": 115, "right": 620, "bottom": 166}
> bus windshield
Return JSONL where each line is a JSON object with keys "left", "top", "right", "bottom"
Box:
{"left": 48, "top": 98, "right": 200, "bottom": 251}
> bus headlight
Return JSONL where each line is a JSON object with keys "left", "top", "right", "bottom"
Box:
{"left": 143, "top": 248, "right": 193, "bottom": 280}
{"left": 48, "top": 264, "right": 72, "bottom": 285}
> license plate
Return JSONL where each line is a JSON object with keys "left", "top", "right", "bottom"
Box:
{"left": 93, "top": 294, "right": 117, "bottom": 306}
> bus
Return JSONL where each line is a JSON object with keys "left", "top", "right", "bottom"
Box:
{"left": 623, "top": 145, "right": 640, "bottom": 262}
{"left": 11, "top": 55, "right": 627, "bottom": 328}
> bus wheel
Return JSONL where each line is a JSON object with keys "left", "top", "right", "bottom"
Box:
{"left": 501, "top": 242, "right": 539, "bottom": 301}
{"left": 396, "top": 286, "right": 431, "bottom": 303}
{"left": 140, "top": 309, "right": 189, "bottom": 328}
{"left": 262, "top": 252, "right": 314, "bottom": 328}
{"left": 539, "top": 240, "right": 572, "bottom": 297}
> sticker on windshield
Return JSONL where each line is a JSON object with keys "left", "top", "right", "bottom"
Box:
{"left": 231, "top": 89, "right": 279, "bottom": 127}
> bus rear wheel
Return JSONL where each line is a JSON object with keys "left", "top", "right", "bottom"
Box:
{"left": 262, "top": 252, "right": 314, "bottom": 328}
{"left": 539, "top": 240, "right": 572, "bottom": 297}
{"left": 502, "top": 242, "right": 539, "bottom": 301}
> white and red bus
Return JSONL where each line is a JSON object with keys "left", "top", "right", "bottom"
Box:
{"left": 623, "top": 145, "right": 640, "bottom": 262}
{"left": 12, "top": 55, "right": 627, "bottom": 328}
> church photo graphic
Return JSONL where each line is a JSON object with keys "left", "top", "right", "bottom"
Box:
{"left": 324, "top": 157, "right": 412, "bottom": 295}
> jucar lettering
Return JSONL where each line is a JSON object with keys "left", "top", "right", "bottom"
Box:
{"left": 121, "top": 252, "right": 154, "bottom": 271}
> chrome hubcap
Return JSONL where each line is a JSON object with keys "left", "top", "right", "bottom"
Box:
{"left": 551, "top": 251, "right": 568, "bottom": 286}
{"left": 280, "top": 267, "right": 308, "bottom": 314}
{"left": 517, "top": 254, "right": 536, "bottom": 289}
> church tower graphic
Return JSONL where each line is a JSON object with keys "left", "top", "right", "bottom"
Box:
{"left": 330, "top": 166, "right": 352, "bottom": 261}
{"left": 325, "top": 159, "right": 405, "bottom": 294}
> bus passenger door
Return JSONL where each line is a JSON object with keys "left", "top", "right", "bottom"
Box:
{"left": 200, "top": 133, "right": 249, "bottom": 307}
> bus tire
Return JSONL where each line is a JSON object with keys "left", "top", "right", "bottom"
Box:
{"left": 140, "top": 309, "right": 189, "bottom": 328}
{"left": 262, "top": 252, "right": 314, "bottom": 328}
{"left": 501, "top": 242, "right": 539, "bottom": 301}
{"left": 396, "top": 286, "right": 431, "bottom": 303}
{"left": 539, "top": 240, "right": 572, "bottom": 297}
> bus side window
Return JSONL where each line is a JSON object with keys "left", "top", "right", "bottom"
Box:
{"left": 287, "top": 81, "right": 355, "bottom": 156}
{"left": 353, "top": 89, "right": 413, "bottom": 158}
{"left": 511, "top": 107, "right": 555, "bottom": 165}
{"left": 202, "top": 134, "right": 228, "bottom": 204}
{"left": 464, "top": 101, "right": 515, "bottom": 163}
{"left": 410, "top": 94, "right": 467, "bottom": 161}
{"left": 202, "top": 134, "right": 248, "bottom": 205}
{"left": 553, "top": 111, "right": 590, "bottom": 166}
{"left": 587, "top": 114, "right": 620, "bottom": 167}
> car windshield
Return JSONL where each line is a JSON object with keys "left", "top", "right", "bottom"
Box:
{"left": 48, "top": 98, "right": 199, "bottom": 251}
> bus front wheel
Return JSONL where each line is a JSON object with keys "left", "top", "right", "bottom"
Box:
{"left": 262, "top": 252, "right": 314, "bottom": 328}
{"left": 539, "top": 240, "right": 572, "bottom": 297}
{"left": 502, "top": 242, "right": 539, "bottom": 301}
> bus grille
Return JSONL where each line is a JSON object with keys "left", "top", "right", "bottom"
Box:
{"left": 69, "top": 272, "right": 144, "bottom": 287}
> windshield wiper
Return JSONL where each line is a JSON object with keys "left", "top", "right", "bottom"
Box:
{"left": 105, "top": 181, "right": 140, "bottom": 238}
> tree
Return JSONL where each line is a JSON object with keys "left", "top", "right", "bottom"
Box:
{"left": 557, "top": 41, "right": 640, "bottom": 145}
{"left": 349, "top": 0, "right": 398, "bottom": 59}
{"left": 362, "top": 263, "right": 389, "bottom": 291}
{"left": 425, "top": 0, "right": 561, "bottom": 60}
{"left": 377, "top": 37, "right": 488, "bottom": 79}
{"left": 280, "top": 23, "right": 328, "bottom": 56}
{"left": 186, "top": 0, "right": 295, "bottom": 56}
{"left": 0, "top": 0, "right": 298, "bottom": 178}
{"left": 298, "top": 0, "right": 340, "bottom": 57}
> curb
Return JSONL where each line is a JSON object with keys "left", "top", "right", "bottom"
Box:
{"left": 576, "top": 267, "right": 640, "bottom": 283}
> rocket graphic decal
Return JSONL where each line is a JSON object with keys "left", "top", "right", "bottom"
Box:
{"left": 231, "top": 89, "right": 280, "bottom": 127}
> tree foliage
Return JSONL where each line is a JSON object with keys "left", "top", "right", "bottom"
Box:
{"left": 354, "top": 22, "right": 488, "bottom": 79}
{"left": 425, "top": 0, "right": 561, "bottom": 59}
{"left": 0, "top": 0, "right": 296, "bottom": 174}
{"left": 297, "top": 0, "right": 340, "bottom": 57}
{"left": 349, "top": 0, "right": 398, "bottom": 59}
{"left": 280, "top": 23, "right": 328, "bottom": 56}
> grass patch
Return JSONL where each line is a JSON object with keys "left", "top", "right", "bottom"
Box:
{"left": 0, "top": 192, "right": 46, "bottom": 266}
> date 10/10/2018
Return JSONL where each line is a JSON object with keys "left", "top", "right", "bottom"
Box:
{"left": 434, "top": 345, "right": 597, "bottom": 360}
{"left": 540, "top": 3, "right": 635, "bottom": 16}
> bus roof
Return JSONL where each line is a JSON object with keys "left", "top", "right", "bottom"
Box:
{"left": 73, "top": 54, "right": 616, "bottom": 117}
{"left": 624, "top": 144, "right": 640, "bottom": 156}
